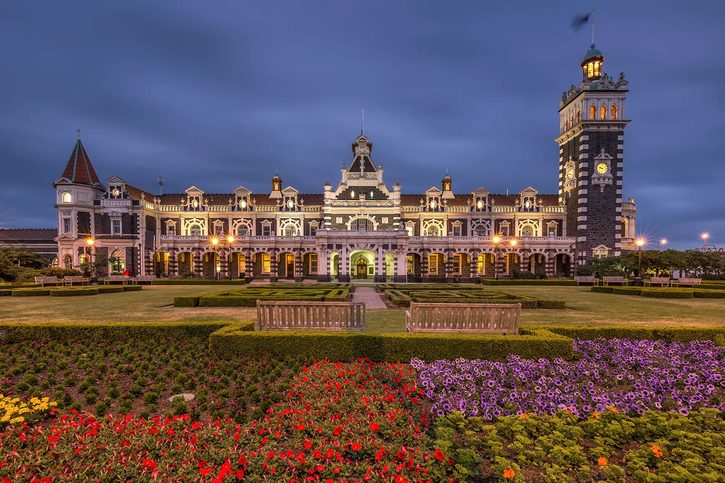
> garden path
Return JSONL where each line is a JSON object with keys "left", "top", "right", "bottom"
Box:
{"left": 353, "top": 286, "right": 387, "bottom": 309}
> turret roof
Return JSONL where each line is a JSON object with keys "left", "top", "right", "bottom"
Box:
{"left": 57, "top": 138, "right": 102, "bottom": 187}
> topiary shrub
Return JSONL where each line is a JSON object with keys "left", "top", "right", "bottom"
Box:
{"left": 590, "top": 286, "right": 613, "bottom": 293}
{"left": 611, "top": 287, "right": 642, "bottom": 296}
{"left": 49, "top": 288, "right": 99, "bottom": 297}
{"left": 640, "top": 288, "right": 694, "bottom": 298}
{"left": 11, "top": 289, "right": 51, "bottom": 297}
{"left": 174, "top": 296, "right": 200, "bottom": 307}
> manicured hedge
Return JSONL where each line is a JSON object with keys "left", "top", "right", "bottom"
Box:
{"left": 611, "top": 287, "right": 642, "bottom": 296}
{"left": 11, "top": 289, "right": 51, "bottom": 297}
{"left": 49, "top": 288, "right": 99, "bottom": 297}
{"left": 209, "top": 326, "right": 574, "bottom": 362}
{"left": 536, "top": 325, "right": 725, "bottom": 344}
{"left": 0, "top": 289, "right": 11, "bottom": 296}
{"left": 590, "top": 286, "right": 613, "bottom": 293}
{"left": 0, "top": 321, "right": 237, "bottom": 343}
{"left": 122, "top": 285, "right": 143, "bottom": 292}
{"left": 382, "top": 288, "right": 564, "bottom": 309}
{"left": 174, "top": 296, "right": 200, "bottom": 307}
{"left": 694, "top": 289, "right": 725, "bottom": 298}
{"left": 640, "top": 288, "right": 694, "bottom": 298}
{"left": 96, "top": 286, "right": 125, "bottom": 294}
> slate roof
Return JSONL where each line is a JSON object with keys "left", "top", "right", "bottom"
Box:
{"left": 57, "top": 139, "right": 102, "bottom": 187}
{"left": 0, "top": 228, "right": 57, "bottom": 242}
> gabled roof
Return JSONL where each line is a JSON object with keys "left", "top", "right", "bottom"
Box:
{"left": 56, "top": 138, "right": 102, "bottom": 188}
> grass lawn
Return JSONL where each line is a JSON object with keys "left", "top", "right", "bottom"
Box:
{"left": 1, "top": 285, "right": 724, "bottom": 329}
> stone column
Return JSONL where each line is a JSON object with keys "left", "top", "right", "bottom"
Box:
{"left": 193, "top": 249, "right": 203, "bottom": 277}
{"left": 295, "top": 249, "right": 303, "bottom": 282}
{"left": 339, "top": 247, "right": 350, "bottom": 283}
{"left": 494, "top": 249, "right": 505, "bottom": 278}
{"left": 470, "top": 251, "right": 479, "bottom": 281}
{"left": 317, "top": 250, "right": 330, "bottom": 282}
{"left": 445, "top": 250, "right": 454, "bottom": 282}
{"left": 145, "top": 250, "right": 154, "bottom": 276}
{"left": 519, "top": 251, "right": 528, "bottom": 273}
{"left": 269, "top": 248, "right": 278, "bottom": 282}
{"left": 219, "top": 250, "right": 228, "bottom": 279}
{"left": 545, "top": 252, "right": 555, "bottom": 278}
{"left": 168, "top": 249, "right": 178, "bottom": 277}
{"left": 374, "top": 248, "right": 386, "bottom": 282}
{"left": 244, "top": 249, "right": 254, "bottom": 281}
{"left": 420, "top": 249, "right": 429, "bottom": 282}
{"left": 394, "top": 251, "right": 407, "bottom": 283}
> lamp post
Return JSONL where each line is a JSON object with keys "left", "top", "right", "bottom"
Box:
{"left": 85, "top": 238, "right": 95, "bottom": 279}
{"left": 658, "top": 238, "right": 667, "bottom": 251}
{"left": 510, "top": 238, "right": 518, "bottom": 276}
{"left": 701, "top": 232, "right": 710, "bottom": 249}
{"left": 635, "top": 237, "right": 645, "bottom": 281}
{"left": 492, "top": 235, "right": 501, "bottom": 280}
{"left": 210, "top": 234, "right": 236, "bottom": 279}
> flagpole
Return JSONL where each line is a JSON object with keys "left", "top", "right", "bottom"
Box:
{"left": 591, "top": 9, "right": 596, "bottom": 44}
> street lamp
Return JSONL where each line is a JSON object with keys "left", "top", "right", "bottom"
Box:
{"left": 85, "top": 238, "right": 95, "bottom": 277}
{"left": 491, "top": 235, "right": 502, "bottom": 280}
{"left": 701, "top": 232, "right": 710, "bottom": 249}
{"left": 635, "top": 237, "right": 645, "bottom": 278}
{"left": 658, "top": 238, "right": 667, "bottom": 251}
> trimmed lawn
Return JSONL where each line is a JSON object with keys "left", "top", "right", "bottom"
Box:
{"left": 1, "top": 285, "right": 724, "bottom": 328}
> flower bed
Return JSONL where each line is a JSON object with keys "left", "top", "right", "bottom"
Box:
{"left": 413, "top": 338, "right": 724, "bottom": 419}
{"left": 0, "top": 359, "right": 452, "bottom": 482}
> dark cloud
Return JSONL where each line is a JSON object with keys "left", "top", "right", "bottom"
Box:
{"left": 0, "top": 0, "right": 723, "bottom": 249}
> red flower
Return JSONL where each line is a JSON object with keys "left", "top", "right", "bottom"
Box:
{"left": 144, "top": 458, "right": 157, "bottom": 472}
{"left": 47, "top": 435, "right": 59, "bottom": 445}
{"left": 351, "top": 442, "right": 362, "bottom": 451}
{"left": 369, "top": 423, "right": 380, "bottom": 432}
{"left": 191, "top": 421, "right": 203, "bottom": 430}
{"left": 434, "top": 449, "right": 445, "bottom": 462}
{"left": 333, "top": 425, "right": 343, "bottom": 436}
{"left": 236, "top": 470, "right": 245, "bottom": 479}
{"left": 304, "top": 439, "right": 313, "bottom": 450}
{"left": 503, "top": 468, "right": 515, "bottom": 479}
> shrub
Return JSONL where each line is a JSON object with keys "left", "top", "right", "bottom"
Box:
{"left": 11, "top": 288, "right": 50, "bottom": 297}
{"left": 640, "top": 288, "right": 694, "bottom": 298}
{"left": 481, "top": 279, "right": 576, "bottom": 286}
{"left": 209, "top": 326, "right": 574, "bottom": 362}
{"left": 591, "top": 286, "right": 613, "bottom": 293}
{"left": 694, "top": 289, "right": 725, "bottom": 298}
{"left": 534, "top": 325, "right": 725, "bottom": 343}
{"left": 122, "top": 285, "right": 143, "bottom": 292}
{"left": 152, "top": 279, "right": 249, "bottom": 285}
{"left": 173, "top": 296, "right": 199, "bottom": 307}
{"left": 611, "top": 287, "right": 642, "bottom": 296}
{"left": 49, "top": 288, "right": 99, "bottom": 297}
{"left": 96, "top": 286, "right": 125, "bottom": 294}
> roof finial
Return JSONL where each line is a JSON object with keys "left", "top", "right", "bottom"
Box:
{"left": 76, "top": 128, "right": 81, "bottom": 140}
{"left": 361, "top": 108, "right": 365, "bottom": 135}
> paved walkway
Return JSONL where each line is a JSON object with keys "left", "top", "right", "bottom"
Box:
{"left": 352, "top": 286, "right": 388, "bottom": 309}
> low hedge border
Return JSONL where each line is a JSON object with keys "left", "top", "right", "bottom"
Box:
{"left": 122, "top": 285, "right": 143, "bottom": 292}
{"left": 383, "top": 289, "right": 564, "bottom": 309}
{"left": 535, "top": 325, "right": 725, "bottom": 344}
{"left": 96, "top": 286, "right": 125, "bottom": 294}
{"left": 49, "top": 288, "right": 99, "bottom": 297}
{"left": 208, "top": 327, "right": 574, "bottom": 362}
{"left": 0, "top": 321, "right": 234, "bottom": 344}
{"left": 11, "top": 289, "right": 51, "bottom": 297}
{"left": 694, "top": 289, "right": 725, "bottom": 298}
{"left": 592, "top": 286, "right": 725, "bottom": 299}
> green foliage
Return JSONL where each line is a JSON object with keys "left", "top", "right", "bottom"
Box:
{"left": 694, "top": 289, "right": 725, "bottom": 298}
{"left": 536, "top": 325, "right": 725, "bottom": 343}
{"left": 11, "top": 288, "right": 51, "bottom": 297}
{"left": 640, "top": 288, "right": 694, "bottom": 298}
{"left": 611, "top": 287, "right": 641, "bottom": 296}
{"left": 379, "top": 284, "right": 565, "bottom": 309}
{"left": 152, "top": 279, "right": 249, "bottom": 285}
{"left": 49, "top": 288, "right": 99, "bottom": 297}
{"left": 176, "top": 284, "right": 350, "bottom": 307}
{"left": 581, "top": 249, "right": 725, "bottom": 278}
{"left": 434, "top": 409, "right": 725, "bottom": 482}
{"left": 480, "top": 279, "right": 576, "bottom": 286}
{"left": 209, "top": 326, "right": 574, "bottom": 362}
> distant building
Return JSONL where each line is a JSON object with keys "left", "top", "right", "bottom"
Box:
{"left": 0, "top": 228, "right": 57, "bottom": 260}
{"left": 52, "top": 43, "right": 637, "bottom": 280}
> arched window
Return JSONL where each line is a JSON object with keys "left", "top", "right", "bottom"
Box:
{"left": 521, "top": 225, "right": 535, "bottom": 237}
{"left": 600, "top": 105, "right": 607, "bottom": 120}
{"left": 236, "top": 225, "right": 249, "bottom": 237}
{"left": 611, "top": 105, "right": 618, "bottom": 120}
{"left": 425, "top": 224, "right": 440, "bottom": 237}
{"left": 61, "top": 192, "right": 72, "bottom": 203}
{"left": 282, "top": 222, "right": 299, "bottom": 237}
{"left": 189, "top": 224, "right": 202, "bottom": 237}
{"left": 474, "top": 225, "right": 487, "bottom": 237}
{"left": 589, "top": 106, "right": 596, "bottom": 119}
{"left": 63, "top": 255, "right": 73, "bottom": 269}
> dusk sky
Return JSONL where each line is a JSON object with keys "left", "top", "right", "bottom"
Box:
{"left": 1, "top": 1, "right": 723, "bottom": 249}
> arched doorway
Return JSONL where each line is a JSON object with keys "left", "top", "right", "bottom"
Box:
{"left": 385, "top": 253, "right": 395, "bottom": 280}
{"left": 350, "top": 250, "right": 375, "bottom": 280}
{"left": 253, "top": 252, "right": 271, "bottom": 277}
{"left": 555, "top": 253, "right": 571, "bottom": 276}
{"left": 406, "top": 253, "right": 421, "bottom": 281}
{"left": 109, "top": 249, "right": 126, "bottom": 274}
{"left": 504, "top": 253, "right": 520, "bottom": 276}
{"left": 303, "top": 252, "right": 318, "bottom": 278}
{"left": 278, "top": 252, "right": 295, "bottom": 279}
{"left": 154, "top": 252, "right": 169, "bottom": 277}
{"left": 202, "top": 252, "right": 218, "bottom": 278}
{"left": 177, "top": 252, "right": 193, "bottom": 276}
{"left": 477, "top": 253, "right": 495, "bottom": 277}
{"left": 529, "top": 253, "right": 546, "bottom": 275}
{"left": 329, "top": 252, "right": 340, "bottom": 280}
{"left": 228, "top": 252, "right": 245, "bottom": 278}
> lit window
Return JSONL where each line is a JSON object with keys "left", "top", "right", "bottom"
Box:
{"left": 600, "top": 105, "right": 607, "bottom": 120}
{"left": 453, "top": 254, "right": 463, "bottom": 275}
{"left": 309, "top": 253, "right": 318, "bottom": 274}
{"left": 283, "top": 224, "right": 298, "bottom": 237}
{"left": 428, "top": 254, "right": 439, "bottom": 275}
{"left": 61, "top": 192, "right": 72, "bottom": 203}
{"left": 589, "top": 106, "right": 596, "bottom": 119}
{"left": 261, "top": 253, "right": 271, "bottom": 274}
{"left": 587, "top": 63, "right": 594, "bottom": 78}
{"left": 611, "top": 105, "right": 618, "bottom": 120}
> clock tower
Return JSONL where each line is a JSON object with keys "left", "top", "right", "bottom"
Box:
{"left": 556, "top": 44, "right": 630, "bottom": 264}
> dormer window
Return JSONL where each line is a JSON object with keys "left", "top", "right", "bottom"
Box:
{"left": 61, "top": 192, "right": 72, "bottom": 204}
{"left": 233, "top": 186, "right": 252, "bottom": 211}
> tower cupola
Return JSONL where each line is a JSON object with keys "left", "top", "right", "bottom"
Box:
{"left": 581, "top": 44, "right": 604, "bottom": 80}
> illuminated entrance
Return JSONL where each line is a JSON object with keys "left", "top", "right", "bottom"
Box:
{"left": 349, "top": 250, "right": 375, "bottom": 280}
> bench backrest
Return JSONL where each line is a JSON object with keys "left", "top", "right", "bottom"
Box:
{"left": 677, "top": 278, "right": 702, "bottom": 285}
{"left": 35, "top": 276, "right": 59, "bottom": 283}
{"left": 649, "top": 277, "right": 671, "bottom": 283}
{"left": 602, "top": 276, "right": 626, "bottom": 282}
{"left": 407, "top": 302, "right": 520, "bottom": 334}
{"left": 257, "top": 301, "right": 365, "bottom": 331}
{"left": 64, "top": 276, "right": 86, "bottom": 282}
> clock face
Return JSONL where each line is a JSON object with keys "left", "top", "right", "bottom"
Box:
{"left": 566, "top": 167, "right": 575, "bottom": 180}
{"left": 596, "top": 162, "right": 609, "bottom": 175}
{"left": 111, "top": 188, "right": 120, "bottom": 197}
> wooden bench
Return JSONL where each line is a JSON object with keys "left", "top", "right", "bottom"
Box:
{"left": 602, "top": 276, "right": 628, "bottom": 286}
{"left": 256, "top": 301, "right": 365, "bottom": 331}
{"left": 34, "top": 276, "right": 61, "bottom": 287}
{"left": 672, "top": 277, "right": 702, "bottom": 287}
{"left": 574, "top": 276, "right": 597, "bottom": 286}
{"left": 405, "top": 302, "right": 520, "bottom": 334}
{"left": 134, "top": 275, "right": 155, "bottom": 284}
{"left": 63, "top": 276, "right": 89, "bottom": 286}
{"left": 104, "top": 275, "right": 131, "bottom": 285}
{"left": 644, "top": 277, "right": 671, "bottom": 287}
